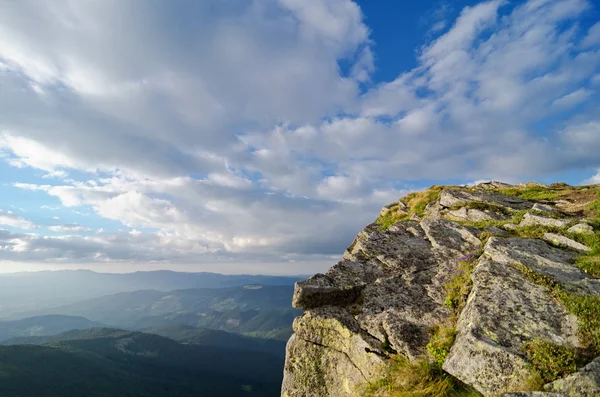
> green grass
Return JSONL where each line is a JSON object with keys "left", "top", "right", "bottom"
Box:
{"left": 522, "top": 339, "right": 581, "bottom": 383}
{"left": 426, "top": 325, "right": 456, "bottom": 366}
{"left": 444, "top": 251, "right": 481, "bottom": 311}
{"left": 590, "top": 192, "right": 600, "bottom": 218}
{"left": 376, "top": 211, "right": 408, "bottom": 231}
{"left": 376, "top": 187, "right": 442, "bottom": 230}
{"left": 365, "top": 356, "right": 481, "bottom": 397}
{"left": 497, "top": 186, "right": 564, "bottom": 201}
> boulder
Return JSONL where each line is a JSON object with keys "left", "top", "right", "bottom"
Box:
{"left": 519, "top": 213, "right": 570, "bottom": 228}
{"left": 532, "top": 203, "right": 558, "bottom": 213}
{"left": 567, "top": 223, "right": 594, "bottom": 235}
{"left": 543, "top": 233, "right": 592, "bottom": 253}
{"left": 439, "top": 189, "right": 533, "bottom": 211}
{"left": 445, "top": 207, "right": 509, "bottom": 222}
{"left": 443, "top": 257, "right": 580, "bottom": 395}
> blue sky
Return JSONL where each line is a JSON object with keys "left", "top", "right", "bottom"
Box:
{"left": 0, "top": 0, "right": 599, "bottom": 274}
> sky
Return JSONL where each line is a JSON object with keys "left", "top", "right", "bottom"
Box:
{"left": 0, "top": 0, "right": 599, "bottom": 275}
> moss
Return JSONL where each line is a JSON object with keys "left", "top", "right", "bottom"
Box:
{"left": 364, "top": 356, "right": 481, "bottom": 397}
{"left": 426, "top": 325, "right": 456, "bottom": 366}
{"left": 522, "top": 339, "right": 582, "bottom": 383}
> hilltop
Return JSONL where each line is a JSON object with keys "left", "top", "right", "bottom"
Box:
{"left": 282, "top": 182, "right": 600, "bottom": 397}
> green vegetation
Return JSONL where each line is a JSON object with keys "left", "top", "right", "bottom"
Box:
{"left": 426, "top": 325, "right": 456, "bottom": 366}
{"left": 0, "top": 328, "right": 283, "bottom": 396}
{"left": 522, "top": 339, "right": 581, "bottom": 383}
{"left": 365, "top": 356, "right": 481, "bottom": 397}
{"left": 377, "top": 210, "right": 408, "bottom": 231}
{"left": 444, "top": 252, "right": 480, "bottom": 311}
{"left": 366, "top": 247, "right": 482, "bottom": 397}
{"left": 498, "top": 185, "right": 564, "bottom": 201}
{"left": 376, "top": 187, "right": 443, "bottom": 230}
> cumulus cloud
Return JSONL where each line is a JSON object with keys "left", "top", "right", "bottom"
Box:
{"left": 1, "top": 0, "right": 599, "bottom": 272}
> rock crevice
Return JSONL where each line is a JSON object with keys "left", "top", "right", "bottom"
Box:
{"left": 282, "top": 182, "right": 600, "bottom": 397}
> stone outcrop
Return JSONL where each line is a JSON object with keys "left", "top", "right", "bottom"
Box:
{"left": 282, "top": 182, "right": 600, "bottom": 397}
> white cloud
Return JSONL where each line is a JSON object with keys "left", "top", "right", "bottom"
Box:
{"left": 583, "top": 169, "right": 600, "bottom": 185}
{"left": 582, "top": 22, "right": 600, "bottom": 48}
{"left": 552, "top": 88, "right": 593, "bottom": 108}
{"left": 1, "top": 0, "right": 599, "bottom": 271}
{"left": 48, "top": 224, "right": 91, "bottom": 233}
{"left": 0, "top": 210, "right": 37, "bottom": 229}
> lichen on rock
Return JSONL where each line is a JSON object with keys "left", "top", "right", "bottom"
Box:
{"left": 281, "top": 182, "right": 600, "bottom": 397}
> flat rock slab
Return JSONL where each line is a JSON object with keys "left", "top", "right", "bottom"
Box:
{"left": 567, "top": 223, "right": 594, "bottom": 235}
{"left": 483, "top": 237, "right": 600, "bottom": 296}
{"left": 544, "top": 356, "right": 600, "bottom": 397}
{"left": 293, "top": 274, "right": 365, "bottom": 310}
{"left": 446, "top": 207, "right": 510, "bottom": 223}
{"left": 532, "top": 203, "right": 558, "bottom": 213}
{"left": 439, "top": 189, "right": 534, "bottom": 211}
{"left": 543, "top": 233, "right": 592, "bottom": 253}
{"left": 444, "top": 257, "right": 580, "bottom": 396}
{"left": 519, "top": 213, "right": 570, "bottom": 229}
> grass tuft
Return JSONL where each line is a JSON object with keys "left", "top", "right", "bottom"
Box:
{"left": 365, "top": 356, "right": 481, "bottom": 397}
{"left": 444, "top": 251, "right": 480, "bottom": 312}
{"left": 426, "top": 325, "right": 456, "bottom": 366}
{"left": 522, "top": 339, "right": 581, "bottom": 383}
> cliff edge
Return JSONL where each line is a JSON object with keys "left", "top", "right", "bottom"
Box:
{"left": 282, "top": 182, "right": 600, "bottom": 397}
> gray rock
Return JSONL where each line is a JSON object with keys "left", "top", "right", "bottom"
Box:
{"left": 439, "top": 189, "right": 533, "bottom": 211}
{"left": 446, "top": 207, "right": 509, "bottom": 222}
{"left": 543, "top": 233, "right": 592, "bottom": 253}
{"left": 483, "top": 237, "right": 600, "bottom": 296}
{"left": 444, "top": 257, "right": 580, "bottom": 396}
{"left": 476, "top": 181, "right": 515, "bottom": 190}
{"left": 485, "top": 226, "right": 509, "bottom": 236}
{"left": 282, "top": 184, "right": 599, "bottom": 397}
{"left": 282, "top": 219, "right": 486, "bottom": 396}
{"left": 519, "top": 213, "right": 570, "bottom": 228}
{"left": 544, "top": 356, "right": 600, "bottom": 396}
{"left": 292, "top": 274, "right": 365, "bottom": 310}
{"left": 532, "top": 203, "right": 558, "bottom": 213}
{"left": 503, "top": 223, "right": 520, "bottom": 230}
{"left": 567, "top": 223, "right": 594, "bottom": 235}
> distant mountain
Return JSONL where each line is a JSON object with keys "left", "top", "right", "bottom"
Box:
{"left": 0, "top": 315, "right": 101, "bottom": 342}
{"left": 5, "top": 324, "right": 287, "bottom": 358}
{"left": 13, "top": 285, "right": 300, "bottom": 339}
{"left": 142, "top": 324, "right": 287, "bottom": 356}
{"left": 0, "top": 328, "right": 283, "bottom": 396}
{"left": 0, "top": 270, "right": 303, "bottom": 318}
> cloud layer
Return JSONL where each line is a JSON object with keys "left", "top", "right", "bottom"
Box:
{"left": 0, "top": 0, "right": 599, "bottom": 273}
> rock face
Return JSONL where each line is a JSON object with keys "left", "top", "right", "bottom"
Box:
{"left": 281, "top": 183, "right": 600, "bottom": 397}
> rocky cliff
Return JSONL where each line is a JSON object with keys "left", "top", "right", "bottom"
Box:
{"left": 282, "top": 182, "right": 600, "bottom": 397}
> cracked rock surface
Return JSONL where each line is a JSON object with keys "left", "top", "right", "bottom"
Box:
{"left": 281, "top": 182, "right": 600, "bottom": 397}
